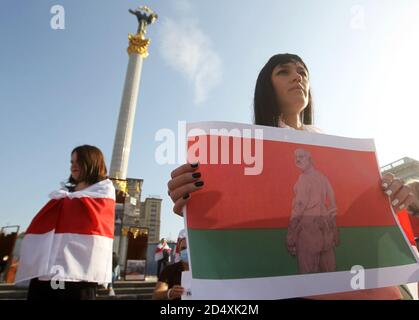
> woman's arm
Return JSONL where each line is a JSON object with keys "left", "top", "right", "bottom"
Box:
{"left": 152, "top": 282, "right": 185, "bottom": 300}
{"left": 152, "top": 281, "right": 170, "bottom": 300}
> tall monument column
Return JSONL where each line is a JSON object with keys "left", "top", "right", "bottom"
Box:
{"left": 109, "top": 6, "right": 158, "bottom": 188}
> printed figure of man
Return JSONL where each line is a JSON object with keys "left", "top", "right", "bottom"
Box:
{"left": 286, "top": 149, "right": 339, "bottom": 274}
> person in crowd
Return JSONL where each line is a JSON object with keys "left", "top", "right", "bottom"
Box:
{"left": 167, "top": 53, "right": 416, "bottom": 300}
{"left": 152, "top": 232, "right": 189, "bottom": 300}
{"left": 107, "top": 251, "right": 120, "bottom": 297}
{"left": 15, "top": 145, "right": 115, "bottom": 300}
{"left": 155, "top": 238, "right": 171, "bottom": 276}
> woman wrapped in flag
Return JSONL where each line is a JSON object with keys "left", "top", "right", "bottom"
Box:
{"left": 167, "top": 53, "right": 417, "bottom": 299}
{"left": 15, "top": 145, "right": 115, "bottom": 300}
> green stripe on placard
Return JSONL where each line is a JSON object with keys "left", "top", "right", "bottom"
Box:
{"left": 188, "top": 226, "right": 416, "bottom": 279}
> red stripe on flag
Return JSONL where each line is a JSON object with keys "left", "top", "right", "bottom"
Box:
{"left": 27, "top": 197, "right": 115, "bottom": 238}
{"left": 155, "top": 245, "right": 171, "bottom": 253}
{"left": 26, "top": 200, "right": 61, "bottom": 234}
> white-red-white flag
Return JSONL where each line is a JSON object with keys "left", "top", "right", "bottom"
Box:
{"left": 15, "top": 179, "right": 115, "bottom": 284}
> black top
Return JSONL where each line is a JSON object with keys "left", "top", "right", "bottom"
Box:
{"left": 158, "top": 261, "right": 185, "bottom": 290}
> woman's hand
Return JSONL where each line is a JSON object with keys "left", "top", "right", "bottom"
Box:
{"left": 167, "top": 285, "right": 185, "bottom": 300}
{"left": 381, "top": 173, "right": 414, "bottom": 212}
{"left": 168, "top": 163, "right": 204, "bottom": 216}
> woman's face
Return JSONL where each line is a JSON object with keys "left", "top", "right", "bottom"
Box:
{"left": 271, "top": 61, "right": 310, "bottom": 117}
{"left": 70, "top": 152, "right": 81, "bottom": 182}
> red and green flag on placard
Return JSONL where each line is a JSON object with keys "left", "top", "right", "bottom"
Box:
{"left": 186, "top": 133, "right": 416, "bottom": 280}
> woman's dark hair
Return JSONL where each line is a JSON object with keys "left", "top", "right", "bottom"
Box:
{"left": 68, "top": 145, "right": 108, "bottom": 186}
{"left": 253, "top": 53, "right": 313, "bottom": 127}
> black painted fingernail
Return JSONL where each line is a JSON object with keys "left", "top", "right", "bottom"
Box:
{"left": 183, "top": 193, "right": 190, "bottom": 200}
{"left": 192, "top": 172, "right": 201, "bottom": 179}
{"left": 195, "top": 181, "right": 204, "bottom": 187}
{"left": 191, "top": 163, "right": 199, "bottom": 168}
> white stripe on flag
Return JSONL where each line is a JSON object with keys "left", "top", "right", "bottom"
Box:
{"left": 49, "top": 178, "right": 115, "bottom": 200}
{"left": 15, "top": 232, "right": 113, "bottom": 284}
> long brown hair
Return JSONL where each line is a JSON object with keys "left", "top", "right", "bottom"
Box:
{"left": 68, "top": 145, "right": 108, "bottom": 186}
{"left": 253, "top": 53, "right": 313, "bottom": 127}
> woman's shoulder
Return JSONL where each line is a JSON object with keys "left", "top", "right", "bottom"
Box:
{"left": 84, "top": 178, "right": 116, "bottom": 199}
{"left": 49, "top": 178, "right": 115, "bottom": 200}
{"left": 303, "top": 125, "right": 323, "bottom": 133}
{"left": 278, "top": 120, "right": 323, "bottom": 133}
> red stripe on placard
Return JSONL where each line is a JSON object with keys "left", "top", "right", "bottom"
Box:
{"left": 26, "top": 197, "right": 115, "bottom": 238}
{"left": 186, "top": 135, "right": 397, "bottom": 230}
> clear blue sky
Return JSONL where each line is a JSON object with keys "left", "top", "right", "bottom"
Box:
{"left": 1, "top": 0, "right": 419, "bottom": 240}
